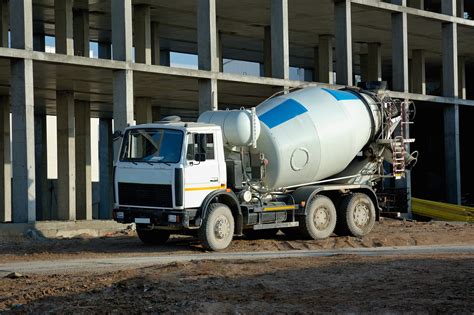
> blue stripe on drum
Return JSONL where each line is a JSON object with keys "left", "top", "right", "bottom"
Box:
{"left": 322, "top": 88, "right": 359, "bottom": 101}
{"left": 259, "top": 98, "right": 308, "bottom": 129}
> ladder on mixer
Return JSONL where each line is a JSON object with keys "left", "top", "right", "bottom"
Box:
{"left": 392, "top": 136, "right": 405, "bottom": 179}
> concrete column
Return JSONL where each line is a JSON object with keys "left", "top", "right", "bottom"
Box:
{"left": 99, "top": 118, "right": 113, "bottom": 219}
{"left": 98, "top": 42, "right": 111, "bottom": 59}
{"left": 10, "top": 0, "right": 36, "bottom": 222}
{"left": 112, "top": 0, "right": 133, "bottom": 62}
{"left": 391, "top": 0, "right": 409, "bottom": 92}
{"left": 411, "top": 49, "right": 426, "bottom": 94}
{"left": 457, "top": 0, "right": 464, "bottom": 18}
{"left": 55, "top": 0, "right": 74, "bottom": 55}
{"left": 0, "top": 96, "right": 11, "bottom": 222}
{"left": 33, "top": 33, "right": 45, "bottom": 52}
{"left": 198, "top": 0, "right": 218, "bottom": 113}
{"left": 318, "top": 35, "right": 334, "bottom": 84}
{"left": 160, "top": 49, "right": 171, "bottom": 66}
{"left": 75, "top": 101, "right": 92, "bottom": 220}
{"left": 0, "top": 0, "right": 8, "bottom": 47}
{"left": 217, "top": 30, "right": 223, "bottom": 72}
{"left": 442, "top": 1, "right": 461, "bottom": 204}
{"left": 263, "top": 25, "right": 272, "bottom": 77}
{"left": 270, "top": 0, "right": 289, "bottom": 79}
{"left": 34, "top": 114, "right": 49, "bottom": 220}
{"left": 56, "top": 91, "right": 76, "bottom": 220}
{"left": 359, "top": 54, "right": 368, "bottom": 82}
{"left": 113, "top": 70, "right": 134, "bottom": 155}
{"left": 367, "top": 43, "right": 382, "bottom": 81}
{"left": 134, "top": 5, "right": 151, "bottom": 64}
{"left": 112, "top": 0, "right": 134, "bottom": 157}
{"left": 151, "top": 22, "right": 160, "bottom": 65}
{"left": 73, "top": 9, "right": 90, "bottom": 57}
{"left": 458, "top": 56, "right": 466, "bottom": 99}
{"left": 409, "top": 0, "right": 424, "bottom": 9}
{"left": 313, "top": 47, "right": 319, "bottom": 82}
{"left": 135, "top": 97, "right": 153, "bottom": 124}
{"left": 335, "top": 0, "right": 353, "bottom": 86}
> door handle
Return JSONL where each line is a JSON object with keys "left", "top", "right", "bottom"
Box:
{"left": 210, "top": 178, "right": 219, "bottom": 182}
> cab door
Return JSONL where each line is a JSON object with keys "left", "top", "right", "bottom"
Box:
{"left": 183, "top": 132, "right": 225, "bottom": 208}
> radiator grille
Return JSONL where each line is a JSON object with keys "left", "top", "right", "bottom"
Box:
{"left": 118, "top": 183, "right": 173, "bottom": 208}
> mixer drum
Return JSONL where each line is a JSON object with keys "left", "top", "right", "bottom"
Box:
{"left": 255, "top": 87, "right": 381, "bottom": 189}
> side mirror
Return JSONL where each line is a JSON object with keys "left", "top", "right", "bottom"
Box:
{"left": 112, "top": 130, "right": 123, "bottom": 141}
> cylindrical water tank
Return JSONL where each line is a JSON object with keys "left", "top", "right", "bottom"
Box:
{"left": 255, "top": 87, "right": 382, "bottom": 189}
{"left": 198, "top": 109, "right": 261, "bottom": 147}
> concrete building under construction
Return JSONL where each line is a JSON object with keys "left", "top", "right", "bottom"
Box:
{"left": 0, "top": 0, "right": 473, "bottom": 223}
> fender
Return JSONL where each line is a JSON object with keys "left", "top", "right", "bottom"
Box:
{"left": 198, "top": 189, "right": 243, "bottom": 235}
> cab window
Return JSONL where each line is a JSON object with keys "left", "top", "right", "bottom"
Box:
{"left": 187, "top": 133, "right": 215, "bottom": 161}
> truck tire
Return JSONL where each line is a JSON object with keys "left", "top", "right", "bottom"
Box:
{"left": 336, "top": 193, "right": 376, "bottom": 237}
{"left": 198, "top": 203, "right": 235, "bottom": 251}
{"left": 300, "top": 195, "right": 337, "bottom": 240}
{"left": 136, "top": 228, "right": 170, "bottom": 245}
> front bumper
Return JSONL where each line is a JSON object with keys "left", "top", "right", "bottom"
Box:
{"left": 113, "top": 207, "right": 199, "bottom": 229}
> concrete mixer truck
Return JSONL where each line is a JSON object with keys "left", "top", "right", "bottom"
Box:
{"left": 112, "top": 86, "right": 418, "bottom": 250}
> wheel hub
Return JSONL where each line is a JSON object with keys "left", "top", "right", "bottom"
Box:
{"left": 214, "top": 215, "right": 231, "bottom": 240}
{"left": 313, "top": 207, "right": 330, "bottom": 230}
{"left": 353, "top": 203, "right": 370, "bottom": 227}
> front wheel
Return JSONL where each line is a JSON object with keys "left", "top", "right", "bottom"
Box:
{"left": 300, "top": 195, "right": 337, "bottom": 240}
{"left": 136, "top": 228, "right": 170, "bottom": 245}
{"left": 198, "top": 203, "right": 235, "bottom": 251}
{"left": 336, "top": 193, "right": 376, "bottom": 237}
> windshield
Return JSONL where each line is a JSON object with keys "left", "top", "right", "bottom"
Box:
{"left": 120, "top": 128, "right": 184, "bottom": 163}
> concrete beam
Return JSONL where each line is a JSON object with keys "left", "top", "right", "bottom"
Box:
{"left": 270, "top": 0, "right": 289, "bottom": 80}
{"left": 134, "top": 5, "right": 151, "bottom": 65}
{"left": 99, "top": 118, "right": 113, "bottom": 219}
{"left": 335, "top": 0, "right": 353, "bottom": 86}
{"left": 0, "top": 96, "right": 11, "bottom": 222}
{"left": 367, "top": 43, "right": 382, "bottom": 81}
{"left": 263, "top": 26, "right": 272, "bottom": 77}
{"left": 0, "top": 0, "right": 9, "bottom": 47}
{"left": 73, "top": 9, "right": 90, "bottom": 57}
{"left": 75, "top": 101, "right": 92, "bottom": 220}
{"left": 318, "top": 35, "right": 334, "bottom": 84}
{"left": 458, "top": 56, "right": 466, "bottom": 99}
{"left": 112, "top": 0, "right": 133, "bottom": 62}
{"left": 391, "top": 0, "right": 409, "bottom": 92}
{"left": 151, "top": 22, "right": 160, "bottom": 65}
{"left": 55, "top": 0, "right": 74, "bottom": 55}
{"left": 56, "top": 91, "right": 75, "bottom": 220}
{"left": 135, "top": 97, "right": 153, "bottom": 124}
{"left": 10, "top": 0, "right": 35, "bottom": 223}
{"left": 411, "top": 49, "right": 426, "bottom": 94}
{"left": 34, "top": 114, "right": 48, "bottom": 220}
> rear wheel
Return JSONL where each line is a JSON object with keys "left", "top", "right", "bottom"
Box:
{"left": 136, "top": 228, "right": 170, "bottom": 245}
{"left": 300, "top": 195, "right": 337, "bottom": 240}
{"left": 336, "top": 193, "right": 376, "bottom": 237}
{"left": 198, "top": 203, "right": 235, "bottom": 251}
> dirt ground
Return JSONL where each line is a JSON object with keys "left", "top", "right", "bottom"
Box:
{"left": 0, "top": 218, "right": 473, "bottom": 264}
{"left": 1, "top": 219, "right": 473, "bottom": 313}
{"left": 1, "top": 254, "right": 473, "bottom": 313}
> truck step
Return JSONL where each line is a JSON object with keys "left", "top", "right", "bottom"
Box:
{"left": 253, "top": 222, "right": 299, "bottom": 230}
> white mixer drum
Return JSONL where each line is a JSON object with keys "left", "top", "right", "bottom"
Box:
{"left": 255, "top": 87, "right": 381, "bottom": 189}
